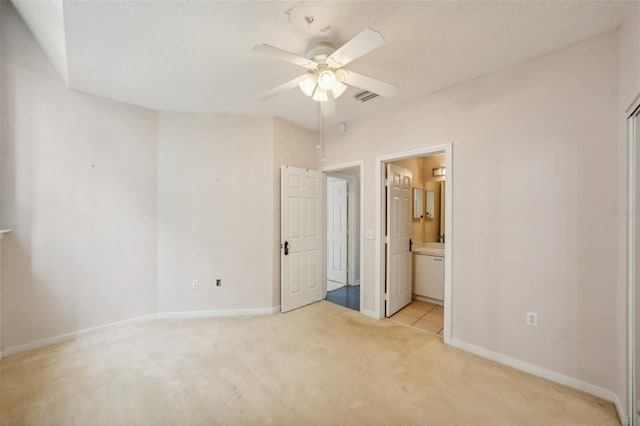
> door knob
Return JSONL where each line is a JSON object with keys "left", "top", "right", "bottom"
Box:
{"left": 284, "top": 241, "right": 289, "bottom": 256}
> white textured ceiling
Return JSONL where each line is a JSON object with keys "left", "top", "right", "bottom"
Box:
{"left": 15, "top": 1, "right": 629, "bottom": 129}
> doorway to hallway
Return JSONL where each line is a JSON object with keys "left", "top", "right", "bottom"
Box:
{"left": 324, "top": 163, "right": 363, "bottom": 312}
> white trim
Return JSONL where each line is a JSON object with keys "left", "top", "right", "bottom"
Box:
{"left": 158, "top": 306, "right": 280, "bottom": 319}
{"left": 1, "top": 313, "right": 157, "bottom": 358}
{"left": 1, "top": 306, "right": 282, "bottom": 358}
{"left": 628, "top": 103, "right": 639, "bottom": 426}
{"left": 412, "top": 294, "right": 443, "bottom": 306}
{"left": 449, "top": 338, "right": 630, "bottom": 426}
{"left": 361, "top": 309, "right": 378, "bottom": 320}
{"left": 375, "top": 143, "right": 453, "bottom": 344}
{"left": 321, "top": 160, "right": 365, "bottom": 316}
{"left": 0, "top": 229, "right": 12, "bottom": 240}
{"left": 627, "top": 92, "right": 640, "bottom": 115}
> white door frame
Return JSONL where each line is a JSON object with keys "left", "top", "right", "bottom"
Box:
{"left": 321, "top": 160, "right": 365, "bottom": 314}
{"left": 327, "top": 172, "right": 358, "bottom": 285}
{"left": 627, "top": 97, "right": 639, "bottom": 426}
{"left": 375, "top": 144, "right": 453, "bottom": 342}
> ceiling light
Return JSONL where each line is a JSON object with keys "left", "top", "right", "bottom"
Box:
{"left": 317, "top": 70, "right": 336, "bottom": 91}
{"left": 433, "top": 167, "right": 446, "bottom": 177}
{"left": 331, "top": 81, "right": 347, "bottom": 99}
{"left": 312, "top": 88, "right": 328, "bottom": 102}
{"left": 299, "top": 75, "right": 316, "bottom": 97}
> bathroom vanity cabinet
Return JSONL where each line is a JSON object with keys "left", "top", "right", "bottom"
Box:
{"left": 413, "top": 252, "right": 444, "bottom": 301}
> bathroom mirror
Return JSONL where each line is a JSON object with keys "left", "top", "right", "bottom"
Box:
{"left": 422, "top": 179, "right": 446, "bottom": 243}
{"left": 425, "top": 190, "right": 435, "bottom": 218}
{"left": 440, "top": 181, "right": 446, "bottom": 242}
{"left": 413, "top": 188, "right": 424, "bottom": 219}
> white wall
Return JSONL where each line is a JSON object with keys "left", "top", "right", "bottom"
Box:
{"left": 157, "top": 113, "right": 275, "bottom": 312}
{"left": 10, "top": 0, "right": 68, "bottom": 85}
{"left": 618, "top": 1, "right": 640, "bottom": 414}
{"left": 3, "top": 0, "right": 637, "bottom": 415}
{"left": 157, "top": 114, "right": 316, "bottom": 312}
{"left": 324, "top": 33, "right": 621, "bottom": 400}
{"left": 1, "top": 2, "right": 158, "bottom": 350}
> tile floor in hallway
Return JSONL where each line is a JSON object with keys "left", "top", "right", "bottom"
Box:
{"left": 326, "top": 284, "right": 360, "bottom": 312}
{"left": 389, "top": 300, "right": 444, "bottom": 336}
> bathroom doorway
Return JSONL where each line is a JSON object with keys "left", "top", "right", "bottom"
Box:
{"left": 323, "top": 162, "right": 364, "bottom": 313}
{"left": 374, "top": 144, "right": 452, "bottom": 340}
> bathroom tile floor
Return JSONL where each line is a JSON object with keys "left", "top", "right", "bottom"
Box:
{"left": 389, "top": 300, "right": 443, "bottom": 336}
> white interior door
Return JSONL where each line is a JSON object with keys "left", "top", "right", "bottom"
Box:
{"left": 281, "top": 166, "right": 323, "bottom": 312}
{"left": 327, "top": 177, "right": 348, "bottom": 284}
{"left": 386, "top": 163, "right": 413, "bottom": 316}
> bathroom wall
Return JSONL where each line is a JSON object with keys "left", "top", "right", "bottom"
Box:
{"left": 423, "top": 154, "right": 446, "bottom": 184}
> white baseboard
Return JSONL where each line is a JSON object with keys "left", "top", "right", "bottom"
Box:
{"left": 448, "top": 338, "right": 629, "bottom": 426}
{"left": 1, "top": 313, "right": 157, "bottom": 358}
{"left": 412, "top": 294, "right": 443, "bottom": 306}
{"left": 1, "top": 306, "right": 282, "bottom": 358}
{"left": 361, "top": 309, "right": 379, "bottom": 320}
{"left": 157, "top": 306, "right": 280, "bottom": 319}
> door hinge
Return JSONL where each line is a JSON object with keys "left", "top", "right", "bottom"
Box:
{"left": 385, "top": 178, "right": 390, "bottom": 187}
{"left": 385, "top": 235, "right": 390, "bottom": 244}
{"left": 384, "top": 292, "right": 389, "bottom": 301}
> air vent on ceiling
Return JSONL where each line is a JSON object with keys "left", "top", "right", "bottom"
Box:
{"left": 354, "top": 90, "right": 379, "bottom": 102}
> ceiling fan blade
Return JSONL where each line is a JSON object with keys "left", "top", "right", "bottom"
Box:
{"left": 322, "top": 92, "right": 336, "bottom": 118}
{"left": 258, "top": 74, "right": 309, "bottom": 101}
{"left": 342, "top": 70, "right": 397, "bottom": 98}
{"left": 253, "top": 44, "right": 318, "bottom": 70}
{"left": 327, "top": 28, "right": 385, "bottom": 68}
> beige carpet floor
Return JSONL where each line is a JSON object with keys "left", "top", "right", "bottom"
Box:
{"left": 0, "top": 301, "right": 619, "bottom": 425}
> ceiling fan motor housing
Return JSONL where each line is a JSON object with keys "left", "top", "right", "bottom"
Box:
{"left": 306, "top": 42, "right": 336, "bottom": 61}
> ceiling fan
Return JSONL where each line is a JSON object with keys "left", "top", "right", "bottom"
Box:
{"left": 253, "top": 28, "right": 397, "bottom": 117}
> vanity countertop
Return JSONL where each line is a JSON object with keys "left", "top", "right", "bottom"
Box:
{"left": 412, "top": 242, "right": 445, "bottom": 256}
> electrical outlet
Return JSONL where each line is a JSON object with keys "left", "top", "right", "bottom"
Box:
{"left": 526, "top": 312, "right": 538, "bottom": 327}
{"left": 216, "top": 279, "right": 222, "bottom": 287}
{"left": 192, "top": 279, "right": 199, "bottom": 289}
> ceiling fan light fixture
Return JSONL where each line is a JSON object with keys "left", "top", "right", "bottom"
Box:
{"left": 299, "top": 75, "right": 317, "bottom": 97}
{"left": 312, "top": 88, "right": 328, "bottom": 102}
{"left": 317, "top": 70, "right": 336, "bottom": 91}
{"left": 331, "top": 81, "right": 347, "bottom": 99}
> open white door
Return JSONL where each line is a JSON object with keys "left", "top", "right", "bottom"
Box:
{"left": 327, "top": 177, "right": 348, "bottom": 284}
{"left": 281, "top": 166, "right": 323, "bottom": 312}
{"left": 386, "top": 163, "right": 413, "bottom": 316}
